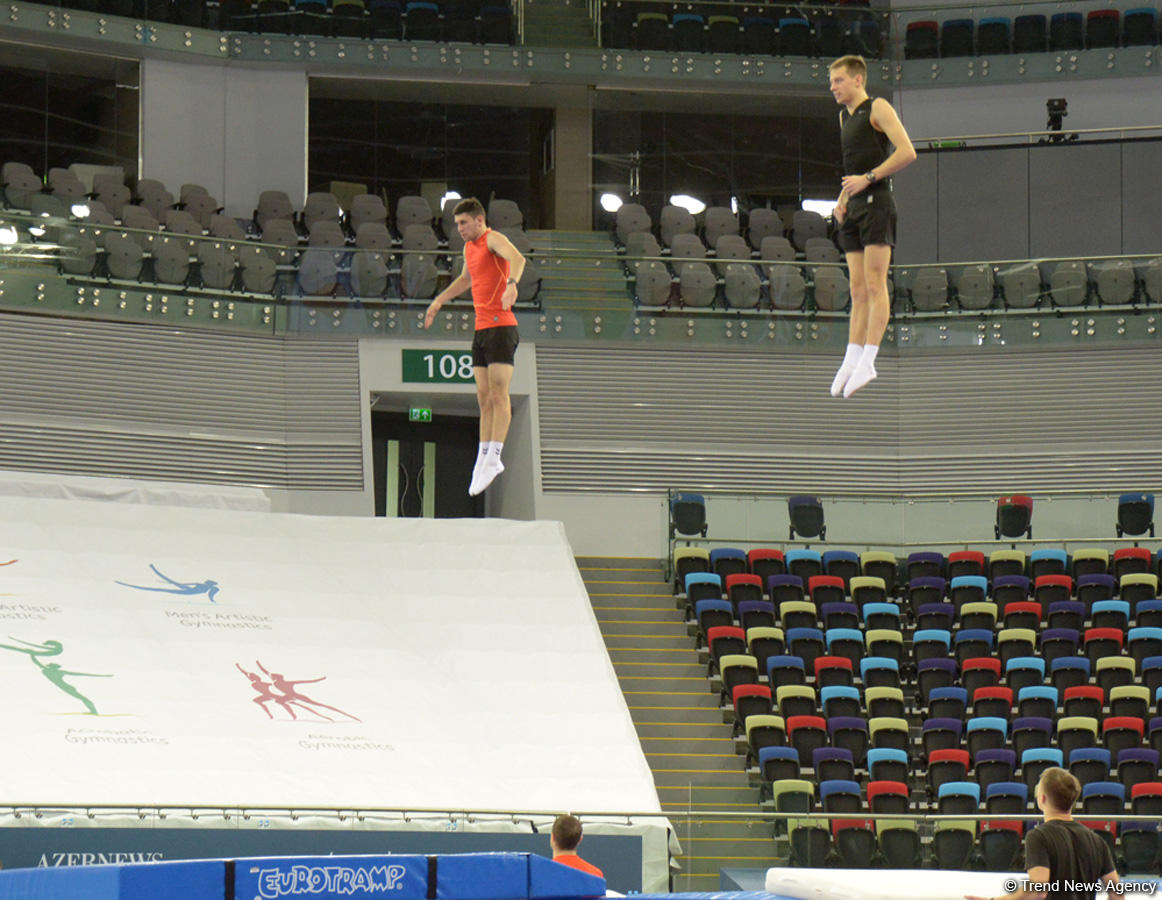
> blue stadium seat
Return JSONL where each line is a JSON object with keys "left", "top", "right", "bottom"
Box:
{"left": 928, "top": 686, "right": 968, "bottom": 720}
{"left": 785, "top": 549, "right": 823, "bottom": 582}
{"left": 867, "top": 747, "right": 909, "bottom": 783}
{"left": 940, "top": 18, "right": 974, "bottom": 56}
{"left": 977, "top": 16, "right": 1011, "bottom": 53}
{"left": 1069, "top": 747, "right": 1112, "bottom": 786}
{"left": 710, "top": 547, "right": 749, "bottom": 581}
{"left": 966, "top": 716, "right": 1008, "bottom": 760}
{"left": 1030, "top": 549, "right": 1068, "bottom": 579}
{"left": 950, "top": 575, "right": 988, "bottom": 610}
{"left": 1123, "top": 7, "right": 1158, "bottom": 44}
{"left": 937, "top": 780, "right": 980, "bottom": 814}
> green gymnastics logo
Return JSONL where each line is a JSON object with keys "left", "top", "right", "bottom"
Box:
{"left": 0, "top": 638, "right": 111, "bottom": 715}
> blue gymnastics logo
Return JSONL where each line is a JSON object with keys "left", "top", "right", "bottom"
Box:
{"left": 116, "top": 564, "right": 220, "bottom": 602}
{"left": 253, "top": 863, "right": 408, "bottom": 897}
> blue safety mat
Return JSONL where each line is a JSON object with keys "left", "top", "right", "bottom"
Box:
{"left": 633, "top": 893, "right": 797, "bottom": 900}
{"left": 0, "top": 851, "right": 605, "bottom": 900}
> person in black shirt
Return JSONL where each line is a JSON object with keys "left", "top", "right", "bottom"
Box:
{"left": 827, "top": 55, "right": 917, "bottom": 398}
{"left": 966, "top": 767, "right": 1120, "bottom": 900}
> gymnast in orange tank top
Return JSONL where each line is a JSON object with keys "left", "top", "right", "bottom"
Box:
{"left": 421, "top": 197, "right": 527, "bottom": 498}
{"left": 465, "top": 227, "right": 517, "bottom": 331}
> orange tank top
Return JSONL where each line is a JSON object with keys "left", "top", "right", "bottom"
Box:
{"left": 465, "top": 228, "right": 516, "bottom": 330}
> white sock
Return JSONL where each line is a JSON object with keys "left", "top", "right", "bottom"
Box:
{"left": 843, "top": 345, "right": 880, "bottom": 398}
{"left": 830, "top": 343, "right": 863, "bottom": 397}
{"left": 488, "top": 442, "right": 504, "bottom": 461}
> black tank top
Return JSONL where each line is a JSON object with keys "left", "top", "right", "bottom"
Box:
{"left": 841, "top": 97, "right": 893, "bottom": 204}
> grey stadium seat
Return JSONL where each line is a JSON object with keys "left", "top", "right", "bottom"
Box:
{"left": 704, "top": 206, "right": 740, "bottom": 248}
{"left": 350, "top": 194, "right": 389, "bottom": 233}
{"left": 183, "top": 192, "right": 221, "bottom": 230}
{"left": 260, "top": 219, "right": 301, "bottom": 264}
{"left": 209, "top": 214, "right": 247, "bottom": 241}
{"left": 791, "top": 209, "right": 828, "bottom": 251}
{"left": 659, "top": 204, "right": 696, "bottom": 248}
{"left": 1140, "top": 257, "right": 1162, "bottom": 303}
{"left": 670, "top": 233, "right": 716, "bottom": 308}
{"left": 82, "top": 201, "right": 117, "bottom": 226}
{"left": 488, "top": 198, "right": 523, "bottom": 230}
{"left": 1092, "top": 259, "right": 1135, "bottom": 305}
{"left": 180, "top": 183, "right": 210, "bottom": 203}
{"left": 402, "top": 222, "right": 438, "bottom": 252}
{"left": 50, "top": 172, "right": 88, "bottom": 206}
{"left": 57, "top": 229, "right": 98, "bottom": 276}
{"left": 28, "top": 194, "right": 69, "bottom": 219}
{"left": 814, "top": 266, "right": 850, "bottom": 311}
{"left": 134, "top": 179, "right": 175, "bottom": 222}
{"left": 1049, "top": 261, "right": 1088, "bottom": 307}
{"left": 625, "top": 231, "right": 672, "bottom": 306}
{"left": 400, "top": 223, "right": 439, "bottom": 299}
{"left": 351, "top": 250, "right": 389, "bottom": 298}
{"left": 956, "top": 264, "right": 995, "bottom": 310}
{"left": 910, "top": 266, "right": 949, "bottom": 311}
{"left": 238, "top": 245, "right": 277, "bottom": 293}
{"left": 197, "top": 241, "right": 238, "bottom": 290}
{"left": 2, "top": 162, "right": 42, "bottom": 207}
{"left": 615, "top": 203, "right": 651, "bottom": 246}
{"left": 119, "top": 205, "right": 161, "bottom": 249}
{"left": 715, "top": 234, "right": 751, "bottom": 263}
{"left": 92, "top": 172, "right": 131, "bottom": 219}
{"left": 441, "top": 198, "right": 463, "bottom": 252}
{"left": 746, "top": 208, "right": 784, "bottom": 251}
{"left": 308, "top": 221, "right": 346, "bottom": 248}
{"left": 355, "top": 222, "right": 392, "bottom": 251}
{"left": 164, "top": 209, "right": 204, "bottom": 237}
{"left": 256, "top": 190, "right": 295, "bottom": 230}
{"left": 153, "top": 235, "right": 191, "bottom": 285}
{"left": 103, "top": 231, "right": 144, "bottom": 280}
{"left": 768, "top": 264, "right": 807, "bottom": 310}
{"left": 395, "top": 195, "right": 434, "bottom": 231}
{"left": 303, "top": 192, "right": 342, "bottom": 233}
{"left": 805, "top": 237, "right": 841, "bottom": 265}
{"left": 999, "top": 262, "right": 1042, "bottom": 308}
{"left": 716, "top": 235, "right": 761, "bottom": 308}
{"left": 760, "top": 236, "right": 796, "bottom": 263}
{"left": 297, "top": 248, "right": 339, "bottom": 296}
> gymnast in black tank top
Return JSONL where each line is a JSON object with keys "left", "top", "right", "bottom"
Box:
{"left": 841, "top": 97, "right": 895, "bottom": 209}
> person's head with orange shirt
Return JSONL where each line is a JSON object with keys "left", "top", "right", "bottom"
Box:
{"left": 550, "top": 814, "right": 584, "bottom": 857}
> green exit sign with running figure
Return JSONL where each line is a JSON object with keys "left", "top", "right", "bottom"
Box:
{"left": 409, "top": 407, "right": 433, "bottom": 423}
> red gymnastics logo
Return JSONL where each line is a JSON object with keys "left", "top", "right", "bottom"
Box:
{"left": 237, "top": 661, "right": 360, "bottom": 723}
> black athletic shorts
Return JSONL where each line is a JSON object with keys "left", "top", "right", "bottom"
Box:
{"left": 472, "top": 325, "right": 519, "bottom": 368}
{"left": 838, "top": 195, "right": 897, "bottom": 252}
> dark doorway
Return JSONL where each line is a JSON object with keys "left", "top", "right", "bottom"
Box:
{"left": 372, "top": 412, "right": 483, "bottom": 518}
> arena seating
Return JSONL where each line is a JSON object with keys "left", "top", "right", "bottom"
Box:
{"left": 49, "top": 0, "right": 516, "bottom": 42}
{"left": 611, "top": 200, "right": 1161, "bottom": 313}
{"left": 674, "top": 539, "right": 1162, "bottom": 868}
{"left": 0, "top": 163, "right": 540, "bottom": 302}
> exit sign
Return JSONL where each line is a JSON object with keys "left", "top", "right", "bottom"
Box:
{"left": 401, "top": 349, "right": 475, "bottom": 384}
{"left": 409, "top": 407, "right": 433, "bottom": 423}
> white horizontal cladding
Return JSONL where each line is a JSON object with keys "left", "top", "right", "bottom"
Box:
{"left": 0, "top": 314, "right": 363, "bottom": 491}
{"left": 535, "top": 343, "right": 1162, "bottom": 495}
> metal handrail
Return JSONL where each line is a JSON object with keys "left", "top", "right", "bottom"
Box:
{"left": 916, "top": 125, "right": 1162, "bottom": 145}
{"left": 2, "top": 804, "right": 1159, "bottom": 824}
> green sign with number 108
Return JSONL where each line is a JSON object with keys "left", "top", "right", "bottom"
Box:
{"left": 401, "top": 350, "right": 476, "bottom": 384}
